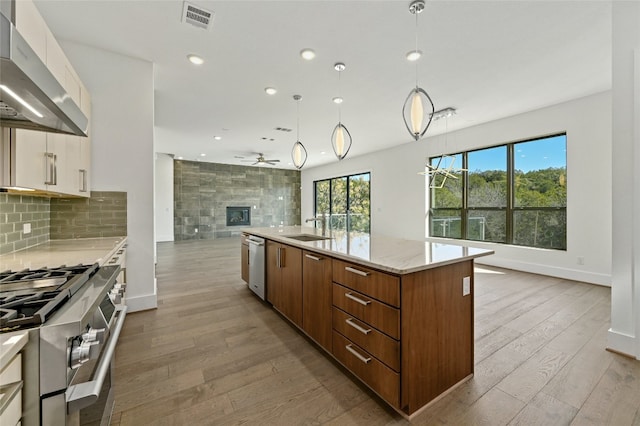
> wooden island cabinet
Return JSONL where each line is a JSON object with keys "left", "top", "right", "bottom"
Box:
{"left": 243, "top": 227, "right": 493, "bottom": 418}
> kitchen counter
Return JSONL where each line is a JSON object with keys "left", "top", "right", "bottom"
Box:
{"left": 0, "top": 331, "right": 28, "bottom": 372}
{"left": 243, "top": 226, "right": 493, "bottom": 274}
{"left": 0, "top": 236, "right": 127, "bottom": 271}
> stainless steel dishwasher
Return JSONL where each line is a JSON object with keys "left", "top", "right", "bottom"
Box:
{"left": 247, "top": 236, "right": 266, "bottom": 300}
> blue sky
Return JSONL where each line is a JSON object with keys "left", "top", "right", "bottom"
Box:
{"left": 467, "top": 134, "right": 567, "bottom": 173}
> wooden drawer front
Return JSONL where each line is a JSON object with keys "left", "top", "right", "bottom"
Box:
{"left": 333, "top": 332, "right": 399, "bottom": 407}
{"left": 333, "top": 307, "right": 400, "bottom": 372}
{"left": 332, "top": 259, "right": 400, "bottom": 307}
{"left": 332, "top": 283, "right": 400, "bottom": 339}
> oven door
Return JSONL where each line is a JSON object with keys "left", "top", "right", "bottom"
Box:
{"left": 65, "top": 305, "right": 127, "bottom": 426}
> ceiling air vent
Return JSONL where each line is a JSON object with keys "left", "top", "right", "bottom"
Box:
{"left": 181, "top": 2, "right": 214, "bottom": 30}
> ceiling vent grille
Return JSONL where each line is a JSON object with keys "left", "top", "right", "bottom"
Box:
{"left": 182, "top": 2, "right": 214, "bottom": 30}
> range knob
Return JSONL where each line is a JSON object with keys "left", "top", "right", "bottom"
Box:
{"left": 70, "top": 340, "right": 100, "bottom": 368}
{"left": 82, "top": 327, "right": 106, "bottom": 344}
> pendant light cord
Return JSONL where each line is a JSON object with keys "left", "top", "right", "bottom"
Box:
{"left": 296, "top": 98, "right": 300, "bottom": 141}
{"left": 415, "top": 10, "right": 419, "bottom": 88}
{"left": 338, "top": 69, "right": 342, "bottom": 123}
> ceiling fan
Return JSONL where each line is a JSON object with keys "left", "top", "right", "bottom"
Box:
{"left": 241, "top": 153, "right": 280, "bottom": 166}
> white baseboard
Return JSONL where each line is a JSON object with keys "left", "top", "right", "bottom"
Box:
{"left": 607, "top": 328, "right": 638, "bottom": 359}
{"left": 126, "top": 292, "right": 158, "bottom": 312}
{"left": 475, "top": 257, "right": 611, "bottom": 287}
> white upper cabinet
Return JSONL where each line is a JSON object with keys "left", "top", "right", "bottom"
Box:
{"left": 8, "top": 0, "right": 92, "bottom": 197}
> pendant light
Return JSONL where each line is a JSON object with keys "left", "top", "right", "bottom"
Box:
{"left": 402, "top": 0, "right": 435, "bottom": 141}
{"left": 331, "top": 62, "right": 352, "bottom": 160}
{"left": 291, "top": 94, "right": 307, "bottom": 169}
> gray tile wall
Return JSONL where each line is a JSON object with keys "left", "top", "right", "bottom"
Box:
{"left": 50, "top": 191, "right": 127, "bottom": 239}
{"left": 174, "top": 160, "right": 301, "bottom": 240}
{"left": 0, "top": 193, "right": 50, "bottom": 255}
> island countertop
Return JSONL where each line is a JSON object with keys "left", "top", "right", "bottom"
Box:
{"left": 243, "top": 226, "right": 493, "bottom": 275}
{"left": 0, "top": 236, "right": 127, "bottom": 271}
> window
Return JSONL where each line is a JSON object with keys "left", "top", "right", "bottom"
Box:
{"left": 314, "top": 172, "right": 370, "bottom": 233}
{"left": 429, "top": 134, "right": 567, "bottom": 250}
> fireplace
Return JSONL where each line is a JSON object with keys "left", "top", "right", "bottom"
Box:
{"left": 226, "top": 206, "right": 251, "bottom": 226}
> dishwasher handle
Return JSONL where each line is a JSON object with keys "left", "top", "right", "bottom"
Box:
{"left": 247, "top": 237, "right": 265, "bottom": 246}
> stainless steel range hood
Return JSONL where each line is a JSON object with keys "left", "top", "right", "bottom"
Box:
{"left": 0, "top": 11, "right": 88, "bottom": 136}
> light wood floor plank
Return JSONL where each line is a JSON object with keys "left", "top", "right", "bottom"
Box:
{"left": 109, "top": 238, "right": 639, "bottom": 425}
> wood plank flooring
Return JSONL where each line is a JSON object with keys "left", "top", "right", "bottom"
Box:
{"left": 110, "top": 238, "right": 640, "bottom": 425}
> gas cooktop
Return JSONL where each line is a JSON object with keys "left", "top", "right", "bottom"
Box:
{"left": 0, "top": 263, "right": 99, "bottom": 332}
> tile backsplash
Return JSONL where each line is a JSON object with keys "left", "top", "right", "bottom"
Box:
{"left": 50, "top": 191, "right": 127, "bottom": 239}
{"left": 0, "top": 193, "right": 51, "bottom": 255}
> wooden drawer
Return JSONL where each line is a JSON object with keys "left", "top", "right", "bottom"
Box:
{"left": 333, "top": 283, "right": 400, "bottom": 339}
{"left": 333, "top": 332, "right": 399, "bottom": 407}
{"left": 332, "top": 259, "right": 400, "bottom": 307}
{"left": 333, "top": 307, "right": 400, "bottom": 372}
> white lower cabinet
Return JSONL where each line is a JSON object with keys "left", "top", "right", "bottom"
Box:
{"left": 0, "top": 353, "right": 23, "bottom": 426}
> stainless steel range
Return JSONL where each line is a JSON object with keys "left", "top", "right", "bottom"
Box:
{"left": 0, "top": 263, "right": 126, "bottom": 426}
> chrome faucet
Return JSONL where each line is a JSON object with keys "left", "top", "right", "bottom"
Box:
{"left": 306, "top": 217, "right": 327, "bottom": 236}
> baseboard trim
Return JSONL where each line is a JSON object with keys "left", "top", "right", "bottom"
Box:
{"left": 126, "top": 292, "right": 158, "bottom": 312}
{"left": 475, "top": 257, "right": 611, "bottom": 287}
{"left": 607, "top": 328, "right": 638, "bottom": 359}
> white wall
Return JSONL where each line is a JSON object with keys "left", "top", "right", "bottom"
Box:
{"left": 155, "top": 153, "right": 174, "bottom": 242}
{"left": 609, "top": 2, "right": 640, "bottom": 359}
{"left": 61, "top": 42, "right": 158, "bottom": 312}
{"left": 302, "top": 91, "right": 612, "bottom": 286}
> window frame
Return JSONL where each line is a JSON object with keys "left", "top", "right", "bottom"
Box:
{"left": 313, "top": 172, "right": 371, "bottom": 233}
{"left": 429, "top": 133, "right": 567, "bottom": 250}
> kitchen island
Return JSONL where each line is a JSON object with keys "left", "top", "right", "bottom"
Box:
{"left": 242, "top": 226, "right": 493, "bottom": 418}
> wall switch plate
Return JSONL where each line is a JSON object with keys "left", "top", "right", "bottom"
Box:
{"left": 23, "top": 223, "right": 31, "bottom": 234}
{"left": 463, "top": 276, "right": 471, "bottom": 296}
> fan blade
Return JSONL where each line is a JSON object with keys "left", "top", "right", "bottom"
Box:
{"left": 265, "top": 159, "right": 280, "bottom": 163}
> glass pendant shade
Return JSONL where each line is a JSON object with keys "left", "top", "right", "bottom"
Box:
{"left": 331, "top": 123, "right": 352, "bottom": 160}
{"left": 402, "top": 86, "right": 434, "bottom": 141}
{"left": 291, "top": 141, "right": 307, "bottom": 169}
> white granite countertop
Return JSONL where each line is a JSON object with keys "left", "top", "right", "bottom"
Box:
{"left": 0, "top": 236, "right": 127, "bottom": 271}
{"left": 0, "top": 330, "right": 28, "bottom": 372}
{"left": 243, "top": 226, "right": 493, "bottom": 275}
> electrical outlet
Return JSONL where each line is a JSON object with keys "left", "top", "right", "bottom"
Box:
{"left": 23, "top": 223, "right": 31, "bottom": 234}
{"left": 463, "top": 276, "right": 471, "bottom": 296}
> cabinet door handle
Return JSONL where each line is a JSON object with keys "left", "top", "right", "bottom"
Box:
{"left": 44, "top": 152, "right": 57, "bottom": 185}
{"left": 79, "top": 169, "right": 88, "bottom": 192}
{"left": 345, "top": 292, "right": 371, "bottom": 306}
{"left": 345, "top": 344, "right": 371, "bottom": 364}
{"left": 345, "top": 318, "right": 371, "bottom": 335}
{"left": 345, "top": 266, "right": 369, "bottom": 277}
{"left": 305, "top": 254, "right": 322, "bottom": 261}
{"left": 276, "top": 247, "right": 280, "bottom": 268}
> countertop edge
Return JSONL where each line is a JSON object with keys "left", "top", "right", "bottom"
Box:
{"left": 0, "top": 331, "right": 28, "bottom": 371}
{"left": 243, "top": 228, "right": 494, "bottom": 275}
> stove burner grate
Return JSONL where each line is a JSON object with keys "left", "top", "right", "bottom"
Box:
{"left": 0, "top": 263, "right": 99, "bottom": 332}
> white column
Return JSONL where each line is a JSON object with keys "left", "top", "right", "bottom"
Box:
{"left": 609, "top": 1, "right": 640, "bottom": 359}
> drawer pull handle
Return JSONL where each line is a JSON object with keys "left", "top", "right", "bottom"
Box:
{"left": 346, "top": 318, "right": 371, "bottom": 335}
{"left": 345, "top": 266, "right": 370, "bottom": 277}
{"left": 305, "top": 254, "right": 322, "bottom": 261}
{"left": 345, "top": 344, "right": 371, "bottom": 364}
{"left": 345, "top": 292, "right": 371, "bottom": 306}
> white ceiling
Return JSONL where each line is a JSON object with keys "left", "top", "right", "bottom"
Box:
{"left": 34, "top": 0, "right": 611, "bottom": 170}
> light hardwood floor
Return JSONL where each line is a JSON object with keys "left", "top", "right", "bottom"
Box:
{"left": 110, "top": 238, "right": 640, "bottom": 425}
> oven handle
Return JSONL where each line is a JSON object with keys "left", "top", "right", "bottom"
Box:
{"left": 65, "top": 305, "right": 128, "bottom": 413}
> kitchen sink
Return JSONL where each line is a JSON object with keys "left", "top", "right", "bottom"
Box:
{"left": 282, "top": 234, "right": 331, "bottom": 242}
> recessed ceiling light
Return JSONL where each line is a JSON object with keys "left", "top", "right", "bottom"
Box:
{"left": 300, "top": 48, "right": 316, "bottom": 60}
{"left": 320, "top": 151, "right": 326, "bottom": 155}
{"left": 332, "top": 97, "right": 343, "bottom": 104}
{"left": 213, "top": 136, "right": 222, "bottom": 140}
{"left": 176, "top": 156, "right": 183, "bottom": 160}
{"left": 264, "top": 87, "right": 277, "bottom": 95}
{"left": 200, "top": 153, "right": 206, "bottom": 157}
{"left": 406, "top": 50, "right": 422, "bottom": 61}
{"left": 187, "top": 54, "right": 204, "bottom": 65}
